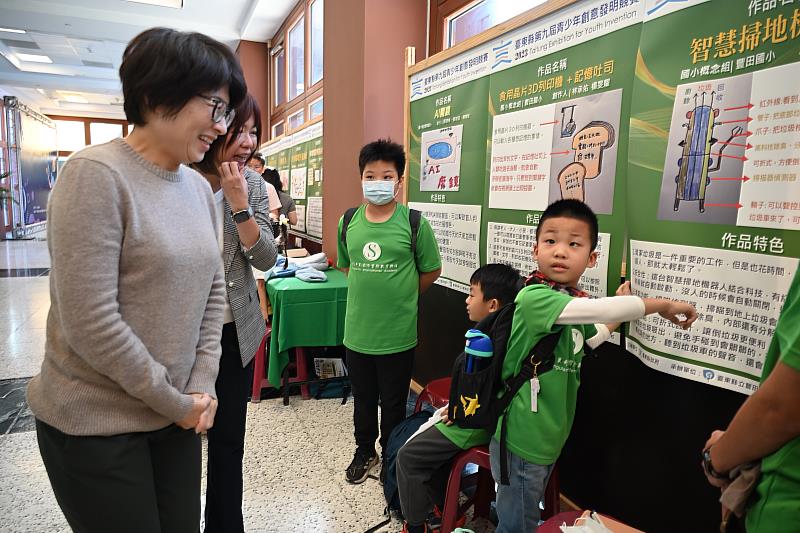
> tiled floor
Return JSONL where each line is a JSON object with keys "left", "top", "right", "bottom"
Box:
{"left": 0, "top": 239, "right": 495, "bottom": 533}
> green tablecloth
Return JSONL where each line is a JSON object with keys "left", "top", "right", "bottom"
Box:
{"left": 265, "top": 269, "right": 348, "bottom": 387}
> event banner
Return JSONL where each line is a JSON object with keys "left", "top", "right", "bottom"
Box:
{"left": 262, "top": 122, "right": 323, "bottom": 240}
{"left": 409, "top": 0, "right": 643, "bottom": 296}
{"left": 626, "top": 0, "right": 800, "bottom": 393}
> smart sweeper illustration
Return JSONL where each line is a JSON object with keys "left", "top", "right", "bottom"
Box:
{"left": 673, "top": 91, "right": 744, "bottom": 213}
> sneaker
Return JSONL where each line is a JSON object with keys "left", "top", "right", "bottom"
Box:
{"left": 345, "top": 447, "right": 378, "bottom": 484}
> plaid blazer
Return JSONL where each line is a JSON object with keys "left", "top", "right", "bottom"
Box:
{"left": 222, "top": 168, "right": 277, "bottom": 366}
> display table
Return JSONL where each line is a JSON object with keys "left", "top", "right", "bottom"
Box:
{"left": 265, "top": 269, "right": 348, "bottom": 402}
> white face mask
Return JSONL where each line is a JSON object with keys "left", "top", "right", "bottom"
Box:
{"left": 362, "top": 180, "right": 397, "bottom": 205}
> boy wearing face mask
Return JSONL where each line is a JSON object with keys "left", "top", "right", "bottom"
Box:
{"left": 337, "top": 139, "right": 442, "bottom": 484}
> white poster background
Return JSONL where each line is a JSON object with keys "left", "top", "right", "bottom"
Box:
{"left": 629, "top": 239, "right": 798, "bottom": 394}
{"left": 737, "top": 61, "right": 800, "bottom": 231}
{"left": 294, "top": 204, "right": 306, "bottom": 233}
{"left": 306, "top": 196, "right": 323, "bottom": 238}
{"left": 409, "top": 202, "right": 481, "bottom": 294}
{"left": 488, "top": 105, "right": 555, "bottom": 210}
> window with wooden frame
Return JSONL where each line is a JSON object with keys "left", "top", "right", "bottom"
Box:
{"left": 288, "top": 109, "right": 305, "bottom": 130}
{"left": 310, "top": 0, "right": 324, "bottom": 86}
{"left": 272, "top": 120, "right": 285, "bottom": 138}
{"left": 273, "top": 43, "right": 286, "bottom": 107}
{"left": 429, "top": 0, "right": 548, "bottom": 54}
{"left": 309, "top": 96, "right": 323, "bottom": 119}
{"left": 268, "top": 0, "right": 324, "bottom": 140}
{"left": 48, "top": 115, "right": 129, "bottom": 157}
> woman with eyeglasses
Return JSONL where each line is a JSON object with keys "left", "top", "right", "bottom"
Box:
{"left": 27, "top": 28, "right": 245, "bottom": 533}
{"left": 193, "top": 93, "right": 277, "bottom": 533}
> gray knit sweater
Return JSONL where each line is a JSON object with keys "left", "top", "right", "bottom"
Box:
{"left": 27, "top": 138, "right": 225, "bottom": 436}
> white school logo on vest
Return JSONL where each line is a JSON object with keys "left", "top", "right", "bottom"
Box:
{"left": 571, "top": 329, "right": 584, "bottom": 355}
{"left": 363, "top": 242, "right": 382, "bottom": 261}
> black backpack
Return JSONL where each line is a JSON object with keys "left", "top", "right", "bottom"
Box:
{"left": 340, "top": 206, "right": 422, "bottom": 266}
{"left": 447, "top": 302, "right": 561, "bottom": 485}
{"left": 363, "top": 409, "right": 432, "bottom": 533}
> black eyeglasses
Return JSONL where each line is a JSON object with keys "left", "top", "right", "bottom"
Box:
{"left": 198, "top": 95, "right": 235, "bottom": 127}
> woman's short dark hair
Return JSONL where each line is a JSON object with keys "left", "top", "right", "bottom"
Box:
{"left": 194, "top": 93, "right": 262, "bottom": 175}
{"left": 120, "top": 27, "right": 246, "bottom": 125}
{"left": 263, "top": 167, "right": 283, "bottom": 193}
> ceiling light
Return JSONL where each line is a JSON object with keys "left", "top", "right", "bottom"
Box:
{"left": 0, "top": 27, "right": 27, "bottom": 34}
{"left": 125, "top": 0, "right": 184, "bottom": 7}
{"left": 61, "top": 94, "right": 89, "bottom": 104}
{"left": 16, "top": 53, "right": 52, "bottom": 63}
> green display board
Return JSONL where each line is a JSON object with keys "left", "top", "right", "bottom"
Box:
{"left": 261, "top": 121, "right": 324, "bottom": 239}
{"left": 409, "top": 0, "right": 642, "bottom": 301}
{"left": 407, "top": 0, "right": 800, "bottom": 393}
{"left": 625, "top": 0, "right": 800, "bottom": 393}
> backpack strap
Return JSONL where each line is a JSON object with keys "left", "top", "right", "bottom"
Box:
{"left": 341, "top": 207, "right": 420, "bottom": 261}
{"left": 498, "top": 330, "right": 561, "bottom": 485}
{"left": 408, "top": 208, "right": 421, "bottom": 259}
{"left": 340, "top": 207, "right": 359, "bottom": 249}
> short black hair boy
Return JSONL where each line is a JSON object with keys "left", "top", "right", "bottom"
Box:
{"left": 358, "top": 138, "right": 406, "bottom": 176}
{"left": 470, "top": 264, "right": 523, "bottom": 307}
{"left": 535, "top": 199, "right": 599, "bottom": 251}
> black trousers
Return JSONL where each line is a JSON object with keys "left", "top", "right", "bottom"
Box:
{"left": 36, "top": 419, "right": 201, "bottom": 533}
{"left": 204, "top": 322, "right": 253, "bottom": 533}
{"left": 346, "top": 347, "right": 415, "bottom": 452}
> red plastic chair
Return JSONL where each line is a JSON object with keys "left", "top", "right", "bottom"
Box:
{"left": 439, "top": 452, "right": 561, "bottom": 532}
{"left": 413, "top": 377, "right": 451, "bottom": 413}
{"left": 250, "top": 324, "right": 309, "bottom": 403}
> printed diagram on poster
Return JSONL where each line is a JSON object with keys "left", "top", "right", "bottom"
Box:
{"left": 489, "top": 89, "right": 621, "bottom": 214}
{"left": 628, "top": 239, "right": 799, "bottom": 394}
{"left": 290, "top": 167, "right": 307, "bottom": 200}
{"left": 420, "top": 125, "right": 463, "bottom": 191}
{"left": 547, "top": 89, "right": 621, "bottom": 215}
{"left": 658, "top": 62, "right": 800, "bottom": 230}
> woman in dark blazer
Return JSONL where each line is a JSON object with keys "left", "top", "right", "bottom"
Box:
{"left": 193, "top": 93, "right": 276, "bottom": 533}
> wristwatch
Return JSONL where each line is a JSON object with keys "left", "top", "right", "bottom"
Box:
{"left": 231, "top": 206, "right": 253, "bottom": 223}
{"left": 702, "top": 448, "right": 728, "bottom": 480}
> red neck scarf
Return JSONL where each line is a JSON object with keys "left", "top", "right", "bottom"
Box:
{"left": 525, "top": 270, "right": 590, "bottom": 298}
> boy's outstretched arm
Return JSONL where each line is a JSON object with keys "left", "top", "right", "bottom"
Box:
{"left": 556, "top": 282, "right": 697, "bottom": 330}
{"left": 419, "top": 268, "right": 441, "bottom": 293}
{"left": 641, "top": 297, "right": 698, "bottom": 329}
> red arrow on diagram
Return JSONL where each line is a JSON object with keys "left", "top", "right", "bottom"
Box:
{"left": 717, "top": 140, "right": 752, "bottom": 149}
{"left": 731, "top": 130, "right": 753, "bottom": 138}
{"left": 550, "top": 150, "right": 571, "bottom": 156}
{"left": 710, "top": 176, "right": 750, "bottom": 182}
{"left": 723, "top": 103, "right": 754, "bottom": 111}
{"left": 540, "top": 120, "right": 559, "bottom": 126}
{"left": 705, "top": 203, "right": 743, "bottom": 208}
{"left": 712, "top": 152, "right": 748, "bottom": 161}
